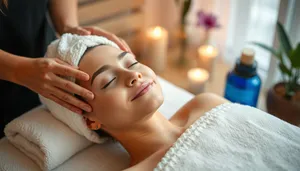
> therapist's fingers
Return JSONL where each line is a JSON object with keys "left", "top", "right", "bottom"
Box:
{"left": 106, "top": 34, "right": 131, "bottom": 52}
{"left": 51, "top": 62, "right": 90, "bottom": 81}
{"left": 46, "top": 94, "right": 83, "bottom": 114}
{"left": 48, "top": 73, "right": 94, "bottom": 101}
{"left": 47, "top": 85, "right": 92, "bottom": 113}
{"left": 120, "top": 38, "right": 132, "bottom": 53}
{"left": 54, "top": 58, "right": 79, "bottom": 69}
{"left": 63, "top": 26, "right": 91, "bottom": 36}
{"left": 73, "top": 27, "right": 91, "bottom": 35}
{"left": 84, "top": 26, "right": 131, "bottom": 52}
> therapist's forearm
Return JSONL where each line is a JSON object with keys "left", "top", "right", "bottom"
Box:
{"left": 49, "top": 0, "right": 79, "bottom": 35}
{"left": 0, "top": 50, "right": 27, "bottom": 83}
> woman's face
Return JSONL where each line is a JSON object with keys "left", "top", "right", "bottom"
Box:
{"left": 78, "top": 45, "right": 164, "bottom": 131}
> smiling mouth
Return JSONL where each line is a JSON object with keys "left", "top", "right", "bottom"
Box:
{"left": 131, "top": 81, "right": 154, "bottom": 101}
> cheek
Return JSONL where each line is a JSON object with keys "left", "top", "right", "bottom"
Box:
{"left": 91, "top": 90, "right": 130, "bottom": 124}
{"left": 141, "top": 64, "right": 157, "bottom": 79}
{"left": 142, "top": 65, "right": 161, "bottom": 90}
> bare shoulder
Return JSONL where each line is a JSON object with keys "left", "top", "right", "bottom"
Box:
{"left": 170, "top": 93, "right": 230, "bottom": 127}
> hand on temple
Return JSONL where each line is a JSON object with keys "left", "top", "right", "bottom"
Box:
{"left": 14, "top": 57, "right": 94, "bottom": 114}
{"left": 62, "top": 26, "right": 132, "bottom": 53}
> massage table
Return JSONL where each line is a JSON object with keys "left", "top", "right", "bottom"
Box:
{"left": 0, "top": 77, "right": 194, "bottom": 171}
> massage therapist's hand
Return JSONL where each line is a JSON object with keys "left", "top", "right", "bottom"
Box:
{"left": 14, "top": 57, "right": 94, "bottom": 114}
{"left": 62, "top": 26, "right": 132, "bottom": 52}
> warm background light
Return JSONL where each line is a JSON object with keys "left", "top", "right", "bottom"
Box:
{"left": 188, "top": 68, "right": 209, "bottom": 82}
{"left": 197, "top": 45, "right": 219, "bottom": 80}
{"left": 152, "top": 27, "right": 162, "bottom": 38}
{"left": 144, "top": 26, "right": 168, "bottom": 73}
{"left": 206, "top": 46, "right": 213, "bottom": 53}
{"left": 187, "top": 68, "right": 209, "bottom": 94}
{"left": 198, "top": 45, "right": 219, "bottom": 59}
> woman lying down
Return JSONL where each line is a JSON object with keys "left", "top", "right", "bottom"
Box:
{"left": 42, "top": 34, "right": 300, "bottom": 171}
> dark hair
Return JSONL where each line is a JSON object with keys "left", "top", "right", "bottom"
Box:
{"left": 0, "top": 0, "right": 8, "bottom": 14}
{"left": 74, "top": 94, "right": 113, "bottom": 139}
{"left": 94, "top": 129, "right": 114, "bottom": 139}
{"left": 0, "top": 0, "right": 7, "bottom": 7}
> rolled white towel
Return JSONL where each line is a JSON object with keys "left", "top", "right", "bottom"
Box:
{"left": 0, "top": 138, "right": 41, "bottom": 171}
{"left": 4, "top": 106, "right": 92, "bottom": 170}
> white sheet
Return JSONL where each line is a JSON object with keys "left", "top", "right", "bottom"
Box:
{"left": 158, "top": 77, "right": 194, "bottom": 119}
{"left": 53, "top": 141, "right": 129, "bottom": 171}
{"left": 0, "top": 77, "right": 194, "bottom": 171}
{"left": 155, "top": 103, "right": 300, "bottom": 171}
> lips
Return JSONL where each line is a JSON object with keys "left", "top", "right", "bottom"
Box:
{"left": 131, "top": 81, "right": 154, "bottom": 101}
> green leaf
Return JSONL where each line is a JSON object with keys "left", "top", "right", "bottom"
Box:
{"left": 279, "top": 63, "right": 292, "bottom": 76}
{"left": 277, "top": 22, "right": 292, "bottom": 58}
{"left": 251, "top": 42, "right": 280, "bottom": 58}
{"left": 290, "top": 43, "right": 300, "bottom": 68}
{"left": 181, "top": 0, "right": 192, "bottom": 24}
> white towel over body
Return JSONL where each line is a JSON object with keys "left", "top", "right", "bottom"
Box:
{"left": 155, "top": 103, "right": 300, "bottom": 171}
{"left": 4, "top": 106, "right": 92, "bottom": 170}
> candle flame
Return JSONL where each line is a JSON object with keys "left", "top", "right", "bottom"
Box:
{"left": 188, "top": 68, "right": 209, "bottom": 82}
{"left": 153, "top": 27, "right": 162, "bottom": 38}
{"left": 194, "top": 70, "right": 202, "bottom": 78}
{"left": 198, "top": 45, "right": 219, "bottom": 58}
{"left": 206, "top": 46, "right": 214, "bottom": 53}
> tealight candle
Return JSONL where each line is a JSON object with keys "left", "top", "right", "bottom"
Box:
{"left": 187, "top": 68, "right": 209, "bottom": 94}
{"left": 144, "top": 26, "right": 168, "bottom": 73}
{"left": 197, "top": 45, "right": 219, "bottom": 73}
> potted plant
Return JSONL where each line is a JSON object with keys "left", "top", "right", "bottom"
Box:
{"left": 174, "top": 0, "right": 192, "bottom": 66}
{"left": 196, "top": 10, "right": 221, "bottom": 45}
{"left": 252, "top": 22, "right": 300, "bottom": 126}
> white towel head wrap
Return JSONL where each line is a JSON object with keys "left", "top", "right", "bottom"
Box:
{"left": 39, "top": 33, "right": 120, "bottom": 143}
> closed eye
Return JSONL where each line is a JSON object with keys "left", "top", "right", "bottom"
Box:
{"left": 101, "top": 62, "right": 138, "bottom": 89}
{"left": 102, "top": 77, "right": 116, "bottom": 89}
{"left": 128, "top": 62, "right": 138, "bottom": 68}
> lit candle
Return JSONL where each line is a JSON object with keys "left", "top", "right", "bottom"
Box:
{"left": 144, "top": 26, "right": 168, "bottom": 73}
{"left": 187, "top": 68, "right": 209, "bottom": 94}
{"left": 197, "top": 45, "right": 219, "bottom": 72}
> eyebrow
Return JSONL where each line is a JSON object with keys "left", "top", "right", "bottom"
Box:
{"left": 118, "top": 51, "right": 128, "bottom": 60}
{"left": 91, "top": 52, "right": 129, "bottom": 85}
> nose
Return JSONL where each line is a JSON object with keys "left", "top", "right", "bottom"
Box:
{"left": 126, "top": 71, "right": 142, "bottom": 87}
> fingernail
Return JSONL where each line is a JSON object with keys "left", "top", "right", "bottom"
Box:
{"left": 83, "top": 73, "right": 89, "bottom": 80}
{"left": 87, "top": 92, "right": 94, "bottom": 100}
{"left": 83, "top": 105, "right": 92, "bottom": 112}
{"left": 74, "top": 109, "right": 83, "bottom": 114}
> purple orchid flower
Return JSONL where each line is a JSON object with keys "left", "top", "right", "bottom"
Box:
{"left": 197, "top": 11, "right": 221, "bottom": 31}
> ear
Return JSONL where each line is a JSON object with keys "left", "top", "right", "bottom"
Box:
{"left": 83, "top": 115, "right": 101, "bottom": 130}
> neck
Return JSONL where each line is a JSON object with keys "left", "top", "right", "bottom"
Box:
{"left": 108, "top": 112, "right": 184, "bottom": 166}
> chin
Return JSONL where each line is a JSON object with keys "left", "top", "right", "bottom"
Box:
{"left": 139, "top": 100, "right": 163, "bottom": 122}
{"left": 138, "top": 90, "right": 164, "bottom": 118}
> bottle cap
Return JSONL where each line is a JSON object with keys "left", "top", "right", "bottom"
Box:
{"left": 240, "top": 48, "right": 255, "bottom": 65}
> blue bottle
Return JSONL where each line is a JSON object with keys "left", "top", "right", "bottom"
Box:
{"left": 224, "top": 48, "right": 261, "bottom": 107}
